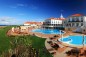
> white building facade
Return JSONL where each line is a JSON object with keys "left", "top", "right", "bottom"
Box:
{"left": 42, "top": 14, "right": 65, "bottom": 29}
{"left": 65, "top": 14, "right": 84, "bottom": 28}
{"left": 81, "top": 16, "right": 86, "bottom": 34}
{"left": 24, "top": 22, "right": 43, "bottom": 28}
{"left": 65, "top": 14, "right": 86, "bottom": 32}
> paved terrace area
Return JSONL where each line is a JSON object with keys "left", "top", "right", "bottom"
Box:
{"left": 7, "top": 27, "right": 86, "bottom": 57}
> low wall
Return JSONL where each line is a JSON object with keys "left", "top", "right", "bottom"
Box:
{"left": 65, "top": 27, "right": 76, "bottom": 31}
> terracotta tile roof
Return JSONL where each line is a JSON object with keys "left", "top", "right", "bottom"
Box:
{"left": 71, "top": 14, "right": 84, "bottom": 16}
{"left": 57, "top": 18, "right": 65, "bottom": 20}
{"left": 47, "top": 18, "right": 65, "bottom": 20}
{"left": 24, "top": 22, "right": 43, "bottom": 25}
{"left": 47, "top": 17, "right": 54, "bottom": 20}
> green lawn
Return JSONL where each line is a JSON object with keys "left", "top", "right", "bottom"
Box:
{"left": 0, "top": 26, "right": 52, "bottom": 57}
{"left": 0, "top": 26, "right": 11, "bottom": 54}
{"left": 25, "top": 35, "right": 52, "bottom": 57}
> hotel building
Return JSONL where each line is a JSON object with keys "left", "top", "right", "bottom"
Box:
{"left": 42, "top": 14, "right": 65, "bottom": 29}
{"left": 64, "top": 14, "right": 86, "bottom": 31}
{"left": 24, "top": 22, "right": 43, "bottom": 28}
{"left": 81, "top": 16, "right": 86, "bottom": 34}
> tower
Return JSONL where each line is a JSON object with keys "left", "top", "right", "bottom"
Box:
{"left": 60, "top": 13, "right": 64, "bottom": 18}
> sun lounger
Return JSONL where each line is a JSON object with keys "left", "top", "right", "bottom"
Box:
{"left": 58, "top": 44, "right": 64, "bottom": 48}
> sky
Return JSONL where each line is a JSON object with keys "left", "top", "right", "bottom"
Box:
{"left": 0, "top": 0, "right": 86, "bottom": 25}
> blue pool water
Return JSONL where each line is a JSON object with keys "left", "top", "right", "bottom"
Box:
{"left": 59, "top": 35, "right": 86, "bottom": 46}
{"left": 32, "top": 29, "right": 64, "bottom": 34}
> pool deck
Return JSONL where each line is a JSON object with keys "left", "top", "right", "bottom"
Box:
{"left": 7, "top": 27, "right": 86, "bottom": 57}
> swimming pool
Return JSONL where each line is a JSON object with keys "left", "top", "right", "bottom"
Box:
{"left": 32, "top": 29, "right": 64, "bottom": 34}
{"left": 59, "top": 35, "right": 86, "bottom": 46}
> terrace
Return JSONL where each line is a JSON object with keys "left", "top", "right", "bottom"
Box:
{"left": 6, "top": 25, "right": 86, "bottom": 57}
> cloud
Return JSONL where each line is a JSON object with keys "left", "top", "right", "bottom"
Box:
{"left": 0, "top": 17, "right": 13, "bottom": 21}
{"left": 0, "top": 16, "right": 28, "bottom": 25}
{"left": 17, "top": 4, "right": 25, "bottom": 7}
{"left": 10, "top": 3, "right": 27, "bottom": 8}
{"left": 29, "top": 4, "right": 38, "bottom": 9}
{"left": 9, "top": 6, "right": 17, "bottom": 8}
{"left": 0, "top": 21, "right": 9, "bottom": 24}
{"left": 0, "top": 17, "right": 19, "bottom": 25}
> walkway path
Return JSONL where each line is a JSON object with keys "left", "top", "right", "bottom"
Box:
{"left": 45, "top": 37, "right": 73, "bottom": 57}
{"left": 7, "top": 28, "right": 84, "bottom": 57}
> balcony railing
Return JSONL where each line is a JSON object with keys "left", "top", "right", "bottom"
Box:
{"left": 68, "top": 21, "right": 83, "bottom": 22}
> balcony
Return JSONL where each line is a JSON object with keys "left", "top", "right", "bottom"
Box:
{"left": 68, "top": 20, "right": 83, "bottom": 22}
{"left": 42, "top": 24, "right": 64, "bottom": 28}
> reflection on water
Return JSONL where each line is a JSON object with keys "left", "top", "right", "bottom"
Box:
{"left": 59, "top": 35, "right": 86, "bottom": 46}
{"left": 32, "top": 29, "right": 64, "bottom": 34}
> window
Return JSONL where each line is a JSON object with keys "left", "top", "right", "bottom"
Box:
{"left": 76, "top": 23, "right": 79, "bottom": 27}
{"left": 58, "top": 22, "right": 59, "bottom": 24}
{"left": 81, "top": 23, "right": 83, "bottom": 26}
{"left": 81, "top": 17, "right": 83, "bottom": 22}
{"left": 52, "top": 21, "right": 53, "bottom": 24}
{"left": 72, "top": 23, "right": 74, "bottom": 27}
{"left": 76, "top": 17, "right": 79, "bottom": 22}
{"left": 79, "top": 17, "right": 81, "bottom": 21}
{"left": 79, "top": 23, "right": 81, "bottom": 26}
{"left": 68, "top": 18, "right": 70, "bottom": 22}
{"left": 70, "top": 17, "right": 72, "bottom": 21}
{"left": 72, "top": 17, "right": 74, "bottom": 22}
{"left": 74, "top": 17, "right": 77, "bottom": 21}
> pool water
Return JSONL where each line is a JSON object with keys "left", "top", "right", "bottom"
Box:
{"left": 32, "top": 29, "right": 64, "bottom": 34}
{"left": 59, "top": 35, "right": 86, "bottom": 46}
